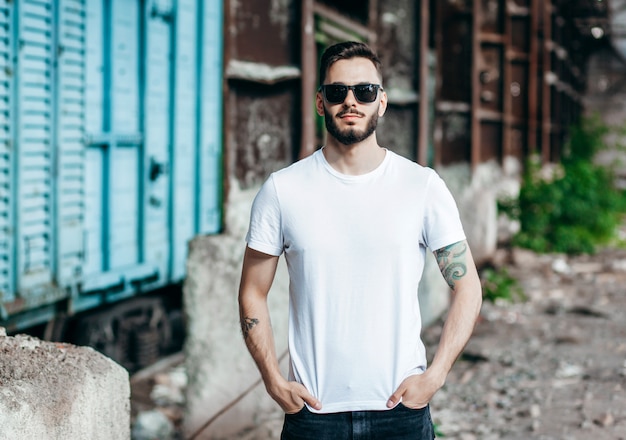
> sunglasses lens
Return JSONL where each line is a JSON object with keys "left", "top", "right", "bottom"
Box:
{"left": 324, "top": 85, "right": 347, "bottom": 103}
{"left": 322, "top": 84, "right": 380, "bottom": 103}
{"left": 354, "top": 85, "right": 378, "bottom": 103}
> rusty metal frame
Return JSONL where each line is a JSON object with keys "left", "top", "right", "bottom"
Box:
{"left": 433, "top": 1, "right": 440, "bottom": 168}
{"left": 312, "top": 3, "right": 377, "bottom": 43}
{"left": 433, "top": 0, "right": 444, "bottom": 168}
{"left": 300, "top": 0, "right": 316, "bottom": 159}
{"left": 502, "top": 0, "right": 513, "bottom": 159}
{"left": 368, "top": 0, "right": 379, "bottom": 51}
{"left": 541, "top": 1, "right": 553, "bottom": 163}
{"left": 222, "top": 0, "right": 234, "bottom": 204}
{"left": 417, "top": 0, "right": 429, "bottom": 166}
{"left": 528, "top": 0, "right": 540, "bottom": 154}
{"left": 471, "top": 0, "right": 481, "bottom": 169}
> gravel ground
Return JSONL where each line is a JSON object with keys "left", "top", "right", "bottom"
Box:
{"left": 131, "top": 245, "right": 626, "bottom": 439}
{"left": 425, "top": 246, "right": 626, "bottom": 440}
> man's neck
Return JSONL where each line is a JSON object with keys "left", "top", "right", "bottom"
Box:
{"left": 322, "top": 136, "right": 386, "bottom": 176}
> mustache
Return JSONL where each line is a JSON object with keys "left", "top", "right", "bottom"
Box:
{"left": 337, "top": 109, "right": 365, "bottom": 117}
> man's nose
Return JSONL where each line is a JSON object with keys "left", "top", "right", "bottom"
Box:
{"left": 343, "top": 88, "right": 357, "bottom": 105}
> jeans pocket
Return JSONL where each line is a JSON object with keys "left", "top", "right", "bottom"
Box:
{"left": 285, "top": 405, "right": 308, "bottom": 417}
{"left": 397, "top": 402, "right": 429, "bottom": 412}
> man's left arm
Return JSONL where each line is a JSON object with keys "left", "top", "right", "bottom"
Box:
{"left": 387, "top": 240, "right": 482, "bottom": 409}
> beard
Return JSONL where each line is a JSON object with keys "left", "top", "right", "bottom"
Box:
{"left": 324, "top": 107, "right": 379, "bottom": 145}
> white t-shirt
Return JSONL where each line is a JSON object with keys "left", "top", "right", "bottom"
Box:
{"left": 246, "top": 148, "right": 466, "bottom": 413}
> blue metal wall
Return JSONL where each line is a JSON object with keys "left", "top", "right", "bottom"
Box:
{"left": 0, "top": 0, "right": 224, "bottom": 329}
{"left": 0, "top": 2, "right": 11, "bottom": 301}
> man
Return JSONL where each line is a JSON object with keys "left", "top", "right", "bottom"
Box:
{"left": 238, "top": 41, "right": 482, "bottom": 439}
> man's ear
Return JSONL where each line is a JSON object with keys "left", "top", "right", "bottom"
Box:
{"left": 315, "top": 91, "right": 325, "bottom": 116}
{"left": 378, "top": 89, "right": 388, "bottom": 117}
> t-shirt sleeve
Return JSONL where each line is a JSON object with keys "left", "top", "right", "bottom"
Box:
{"left": 422, "top": 171, "right": 466, "bottom": 251}
{"left": 245, "top": 174, "right": 284, "bottom": 256}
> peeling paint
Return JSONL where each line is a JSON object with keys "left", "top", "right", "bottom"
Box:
{"left": 226, "top": 59, "right": 301, "bottom": 84}
{"left": 233, "top": 88, "right": 295, "bottom": 189}
{"left": 378, "top": 0, "right": 416, "bottom": 91}
{"left": 385, "top": 87, "right": 419, "bottom": 105}
{"left": 377, "top": 107, "right": 417, "bottom": 161}
{"left": 270, "top": 0, "right": 291, "bottom": 42}
{"left": 381, "top": 12, "right": 399, "bottom": 25}
{"left": 231, "top": 0, "right": 298, "bottom": 66}
{"left": 444, "top": 113, "right": 469, "bottom": 142}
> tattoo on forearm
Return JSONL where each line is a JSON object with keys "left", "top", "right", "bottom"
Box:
{"left": 241, "top": 317, "right": 259, "bottom": 339}
{"left": 434, "top": 241, "right": 468, "bottom": 290}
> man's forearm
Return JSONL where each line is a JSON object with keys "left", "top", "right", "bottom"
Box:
{"left": 237, "top": 247, "right": 285, "bottom": 390}
{"left": 239, "top": 297, "right": 284, "bottom": 389}
{"left": 429, "top": 283, "right": 482, "bottom": 379}
{"left": 430, "top": 241, "right": 483, "bottom": 379}
{"left": 385, "top": 241, "right": 482, "bottom": 409}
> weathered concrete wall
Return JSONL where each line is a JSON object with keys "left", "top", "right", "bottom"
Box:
{"left": 439, "top": 158, "right": 521, "bottom": 264}
{"left": 182, "top": 181, "right": 290, "bottom": 439}
{"left": 0, "top": 327, "right": 130, "bottom": 440}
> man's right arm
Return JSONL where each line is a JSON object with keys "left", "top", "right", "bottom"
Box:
{"left": 238, "top": 246, "right": 322, "bottom": 413}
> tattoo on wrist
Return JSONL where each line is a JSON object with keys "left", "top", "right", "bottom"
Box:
{"left": 435, "top": 241, "right": 468, "bottom": 290}
{"left": 241, "top": 317, "right": 259, "bottom": 339}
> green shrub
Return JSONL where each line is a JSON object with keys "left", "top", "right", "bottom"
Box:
{"left": 501, "top": 116, "right": 626, "bottom": 255}
{"left": 481, "top": 267, "right": 526, "bottom": 304}
{"left": 433, "top": 423, "right": 445, "bottom": 437}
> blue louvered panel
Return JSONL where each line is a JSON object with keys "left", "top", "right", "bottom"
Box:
{"left": 108, "top": 0, "right": 139, "bottom": 269}
{"left": 111, "top": 0, "right": 138, "bottom": 133}
{"left": 56, "top": 0, "right": 85, "bottom": 285}
{"left": 170, "top": 0, "right": 197, "bottom": 280}
{"left": 143, "top": 0, "right": 171, "bottom": 280}
{"left": 109, "top": 145, "right": 139, "bottom": 268}
{"left": 83, "top": 0, "right": 103, "bottom": 276}
{"left": 0, "top": 1, "right": 12, "bottom": 297}
{"left": 197, "top": 0, "right": 223, "bottom": 234}
{"left": 83, "top": 147, "right": 103, "bottom": 275}
{"left": 84, "top": 0, "right": 102, "bottom": 134}
{"left": 16, "top": 0, "right": 54, "bottom": 291}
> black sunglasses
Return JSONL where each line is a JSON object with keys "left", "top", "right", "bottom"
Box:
{"left": 319, "top": 84, "right": 383, "bottom": 104}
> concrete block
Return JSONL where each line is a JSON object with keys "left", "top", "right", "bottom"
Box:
{"left": 182, "top": 182, "right": 290, "bottom": 439}
{"left": 0, "top": 328, "right": 130, "bottom": 440}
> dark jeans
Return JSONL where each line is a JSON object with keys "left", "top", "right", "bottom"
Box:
{"left": 280, "top": 404, "right": 435, "bottom": 440}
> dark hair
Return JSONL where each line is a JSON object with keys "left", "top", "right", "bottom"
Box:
{"left": 318, "top": 41, "right": 383, "bottom": 86}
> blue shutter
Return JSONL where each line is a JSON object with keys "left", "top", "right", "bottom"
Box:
{"left": 55, "top": 0, "right": 85, "bottom": 285}
{"left": 0, "top": 0, "right": 12, "bottom": 297}
{"left": 108, "top": 0, "right": 140, "bottom": 269}
{"left": 83, "top": 0, "right": 104, "bottom": 277}
{"left": 83, "top": 0, "right": 142, "bottom": 275}
{"left": 16, "top": 0, "right": 54, "bottom": 292}
{"left": 170, "top": 0, "right": 197, "bottom": 280}
{"left": 197, "top": 0, "right": 223, "bottom": 234}
{"left": 143, "top": 0, "right": 172, "bottom": 280}
{"left": 81, "top": 0, "right": 155, "bottom": 298}
{"left": 83, "top": 0, "right": 143, "bottom": 278}
{"left": 84, "top": 0, "right": 103, "bottom": 134}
